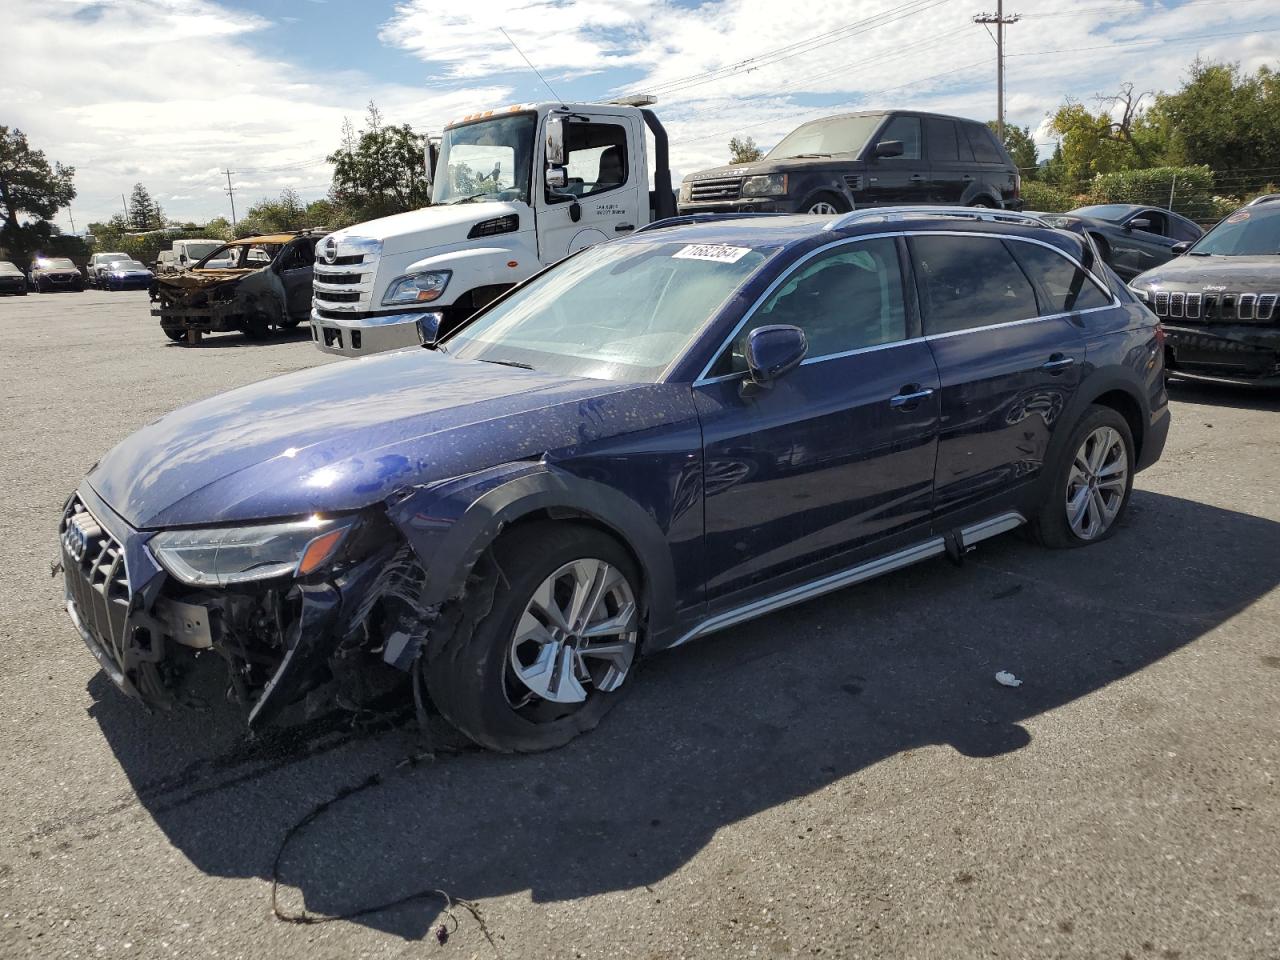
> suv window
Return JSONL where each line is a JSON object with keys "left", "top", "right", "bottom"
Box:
{"left": 711, "top": 238, "right": 906, "bottom": 375}
{"left": 877, "top": 116, "right": 921, "bottom": 161}
{"left": 924, "top": 117, "right": 959, "bottom": 162}
{"left": 1006, "top": 240, "right": 1111, "bottom": 314}
{"left": 910, "top": 235, "right": 1037, "bottom": 334}
{"left": 963, "top": 123, "right": 1004, "bottom": 164}
{"left": 557, "top": 122, "right": 628, "bottom": 200}
{"left": 1169, "top": 216, "right": 1201, "bottom": 243}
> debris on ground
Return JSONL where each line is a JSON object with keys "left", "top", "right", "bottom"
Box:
{"left": 995, "top": 671, "right": 1023, "bottom": 688}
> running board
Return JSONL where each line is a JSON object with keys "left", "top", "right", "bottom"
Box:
{"left": 672, "top": 511, "right": 1025, "bottom": 647}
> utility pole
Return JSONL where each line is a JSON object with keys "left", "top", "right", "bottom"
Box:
{"left": 222, "top": 168, "right": 238, "bottom": 230}
{"left": 121, "top": 193, "right": 129, "bottom": 221}
{"left": 974, "top": 2, "right": 1019, "bottom": 142}
{"left": 67, "top": 206, "right": 76, "bottom": 235}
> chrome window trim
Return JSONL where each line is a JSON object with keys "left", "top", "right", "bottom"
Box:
{"left": 691, "top": 229, "right": 1118, "bottom": 386}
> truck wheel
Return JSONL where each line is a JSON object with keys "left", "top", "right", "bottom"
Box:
{"left": 426, "top": 522, "right": 643, "bottom": 753}
{"left": 163, "top": 329, "right": 186, "bottom": 343}
{"left": 804, "top": 192, "right": 848, "bottom": 215}
{"left": 242, "top": 311, "right": 273, "bottom": 340}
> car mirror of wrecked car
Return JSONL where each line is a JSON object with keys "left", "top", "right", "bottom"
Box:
{"left": 742, "top": 324, "right": 808, "bottom": 398}
{"left": 873, "top": 139, "right": 904, "bottom": 159}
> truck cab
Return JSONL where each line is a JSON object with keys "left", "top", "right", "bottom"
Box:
{"left": 311, "top": 99, "right": 674, "bottom": 357}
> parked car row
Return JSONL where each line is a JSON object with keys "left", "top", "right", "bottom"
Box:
{"left": 58, "top": 207, "right": 1171, "bottom": 752}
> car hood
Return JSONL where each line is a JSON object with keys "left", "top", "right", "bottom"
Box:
{"left": 1132, "top": 255, "right": 1279, "bottom": 290}
{"left": 330, "top": 201, "right": 528, "bottom": 258}
{"left": 86, "top": 347, "right": 666, "bottom": 529}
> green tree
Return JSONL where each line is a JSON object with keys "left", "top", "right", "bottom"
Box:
{"left": 1149, "top": 59, "right": 1280, "bottom": 193}
{"left": 326, "top": 102, "right": 432, "bottom": 221}
{"left": 988, "top": 122, "right": 1038, "bottom": 176}
{"left": 236, "top": 188, "right": 305, "bottom": 236}
{"left": 1047, "top": 83, "right": 1167, "bottom": 186}
{"left": 203, "top": 216, "right": 232, "bottom": 240}
{"left": 728, "top": 136, "right": 764, "bottom": 164}
{"left": 127, "top": 183, "right": 165, "bottom": 231}
{"left": 0, "top": 126, "right": 76, "bottom": 262}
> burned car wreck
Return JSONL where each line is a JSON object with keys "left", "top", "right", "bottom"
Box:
{"left": 149, "top": 232, "right": 317, "bottom": 343}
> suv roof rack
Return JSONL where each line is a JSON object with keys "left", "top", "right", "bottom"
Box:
{"left": 825, "top": 206, "right": 1049, "bottom": 231}
{"left": 1246, "top": 193, "right": 1280, "bottom": 207}
{"left": 633, "top": 212, "right": 792, "bottom": 234}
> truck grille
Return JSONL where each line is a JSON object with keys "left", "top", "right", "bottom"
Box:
{"left": 1152, "top": 291, "right": 1277, "bottom": 323}
{"left": 689, "top": 177, "right": 742, "bottom": 202}
{"left": 61, "top": 497, "right": 131, "bottom": 677}
{"left": 313, "top": 239, "right": 379, "bottom": 313}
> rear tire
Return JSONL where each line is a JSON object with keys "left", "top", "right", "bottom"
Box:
{"left": 1031, "top": 405, "right": 1135, "bottom": 549}
{"left": 163, "top": 328, "right": 186, "bottom": 343}
{"left": 426, "top": 522, "right": 642, "bottom": 753}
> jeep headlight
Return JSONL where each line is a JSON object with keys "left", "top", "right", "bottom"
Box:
{"left": 149, "top": 515, "right": 354, "bottom": 587}
{"left": 679, "top": 180, "right": 692, "bottom": 202}
{"left": 382, "top": 269, "right": 451, "bottom": 305}
{"left": 741, "top": 174, "right": 788, "bottom": 198}
{"left": 1127, "top": 284, "right": 1151, "bottom": 303}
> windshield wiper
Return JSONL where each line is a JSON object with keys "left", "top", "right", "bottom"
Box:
{"left": 476, "top": 357, "right": 533, "bottom": 370}
{"left": 448, "top": 193, "right": 489, "bottom": 204}
{"left": 1185, "top": 250, "right": 1211, "bottom": 256}
{"left": 783, "top": 152, "right": 832, "bottom": 158}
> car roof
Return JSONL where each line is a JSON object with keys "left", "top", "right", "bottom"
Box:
{"left": 633, "top": 209, "right": 1082, "bottom": 256}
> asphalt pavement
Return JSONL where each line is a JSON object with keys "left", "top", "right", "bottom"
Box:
{"left": 0, "top": 289, "right": 1277, "bottom": 959}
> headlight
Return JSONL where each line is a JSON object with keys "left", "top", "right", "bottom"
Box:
{"left": 149, "top": 515, "right": 354, "bottom": 587}
{"left": 383, "top": 269, "right": 451, "bottom": 305}
{"left": 741, "top": 174, "right": 788, "bottom": 198}
{"left": 679, "top": 180, "right": 692, "bottom": 202}
{"left": 1128, "top": 284, "right": 1151, "bottom": 303}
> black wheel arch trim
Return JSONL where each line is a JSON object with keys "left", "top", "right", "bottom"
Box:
{"left": 383, "top": 461, "right": 678, "bottom": 668}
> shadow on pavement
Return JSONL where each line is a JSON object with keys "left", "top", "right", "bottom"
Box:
{"left": 163, "top": 326, "right": 314, "bottom": 349}
{"left": 84, "top": 491, "right": 1280, "bottom": 940}
{"left": 1167, "top": 378, "right": 1280, "bottom": 411}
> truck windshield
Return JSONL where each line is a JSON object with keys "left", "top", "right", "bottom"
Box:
{"left": 445, "top": 238, "right": 778, "bottom": 382}
{"left": 182, "top": 242, "right": 221, "bottom": 259}
{"left": 767, "top": 115, "right": 883, "bottom": 160}
{"left": 433, "top": 113, "right": 536, "bottom": 205}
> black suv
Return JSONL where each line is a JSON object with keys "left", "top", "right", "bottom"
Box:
{"left": 678, "top": 111, "right": 1021, "bottom": 216}
{"left": 1129, "top": 196, "right": 1280, "bottom": 386}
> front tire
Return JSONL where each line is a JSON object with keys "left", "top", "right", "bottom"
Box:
{"left": 804, "top": 192, "right": 849, "bottom": 215}
{"left": 1031, "top": 405, "right": 1135, "bottom": 549}
{"left": 426, "top": 522, "right": 642, "bottom": 752}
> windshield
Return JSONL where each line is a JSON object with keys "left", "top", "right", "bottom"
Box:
{"left": 432, "top": 113, "right": 536, "bottom": 205}
{"left": 767, "top": 115, "right": 884, "bottom": 160}
{"left": 446, "top": 239, "right": 778, "bottom": 382}
{"left": 113, "top": 260, "right": 147, "bottom": 271}
{"left": 37, "top": 258, "right": 75, "bottom": 269}
{"left": 97, "top": 252, "right": 127, "bottom": 262}
{"left": 1072, "top": 205, "right": 1140, "bottom": 223}
{"left": 194, "top": 242, "right": 281, "bottom": 268}
{"left": 1190, "top": 209, "right": 1280, "bottom": 256}
{"left": 182, "top": 242, "right": 221, "bottom": 259}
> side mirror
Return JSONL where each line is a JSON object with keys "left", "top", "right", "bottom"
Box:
{"left": 1170, "top": 241, "right": 1190, "bottom": 255}
{"left": 417, "top": 310, "right": 445, "bottom": 348}
{"left": 545, "top": 114, "right": 566, "bottom": 167}
{"left": 424, "top": 138, "right": 440, "bottom": 194}
{"left": 1127, "top": 218, "right": 1150, "bottom": 231}
{"left": 546, "top": 165, "right": 568, "bottom": 190}
{"left": 742, "top": 325, "right": 807, "bottom": 397}
{"left": 873, "top": 139, "right": 904, "bottom": 159}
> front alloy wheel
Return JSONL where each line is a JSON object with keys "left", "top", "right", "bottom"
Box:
{"left": 1065, "top": 426, "right": 1129, "bottom": 540}
{"left": 426, "top": 523, "right": 643, "bottom": 752}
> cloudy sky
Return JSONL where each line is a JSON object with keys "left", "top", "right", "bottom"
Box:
{"left": 4, "top": 0, "right": 1278, "bottom": 228}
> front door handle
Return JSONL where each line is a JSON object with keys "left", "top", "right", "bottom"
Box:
{"left": 1041, "top": 354, "right": 1075, "bottom": 373}
{"left": 962, "top": 174, "right": 975, "bottom": 182}
{"left": 909, "top": 174, "right": 925, "bottom": 182}
{"left": 890, "top": 385, "right": 935, "bottom": 409}
{"left": 615, "top": 223, "right": 635, "bottom": 233}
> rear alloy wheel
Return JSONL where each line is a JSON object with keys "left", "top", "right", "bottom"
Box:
{"left": 426, "top": 523, "right": 642, "bottom": 752}
{"left": 1032, "top": 405, "right": 1135, "bottom": 548}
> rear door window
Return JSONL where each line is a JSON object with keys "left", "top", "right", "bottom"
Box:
{"left": 924, "top": 118, "right": 959, "bottom": 162}
{"left": 909, "top": 234, "right": 1038, "bottom": 334}
{"left": 1006, "top": 240, "right": 1111, "bottom": 314}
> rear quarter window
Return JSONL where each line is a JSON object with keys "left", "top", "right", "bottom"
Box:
{"left": 1006, "top": 240, "right": 1111, "bottom": 314}
{"left": 964, "top": 123, "right": 1006, "bottom": 165}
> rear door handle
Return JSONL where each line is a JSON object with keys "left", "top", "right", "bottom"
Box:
{"left": 962, "top": 175, "right": 975, "bottom": 182}
{"left": 615, "top": 223, "right": 635, "bottom": 233}
{"left": 1041, "top": 354, "right": 1075, "bottom": 373}
{"left": 909, "top": 174, "right": 925, "bottom": 182}
{"left": 890, "top": 386, "right": 935, "bottom": 409}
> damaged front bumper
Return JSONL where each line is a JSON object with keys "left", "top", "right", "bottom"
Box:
{"left": 1164, "top": 322, "right": 1280, "bottom": 386}
{"left": 59, "top": 486, "right": 432, "bottom": 728}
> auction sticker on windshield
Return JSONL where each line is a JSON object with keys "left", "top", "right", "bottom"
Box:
{"left": 672, "top": 244, "right": 752, "bottom": 263}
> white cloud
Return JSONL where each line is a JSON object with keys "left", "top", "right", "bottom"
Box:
{"left": 6, "top": 0, "right": 511, "bottom": 225}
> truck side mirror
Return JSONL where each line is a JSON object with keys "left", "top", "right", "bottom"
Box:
{"left": 545, "top": 115, "right": 567, "bottom": 167}
{"left": 546, "top": 166, "right": 568, "bottom": 190}
{"left": 873, "top": 140, "right": 904, "bottom": 159}
{"left": 424, "top": 138, "right": 440, "bottom": 194}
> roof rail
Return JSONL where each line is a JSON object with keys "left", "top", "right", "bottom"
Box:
{"left": 1246, "top": 193, "right": 1280, "bottom": 207}
{"left": 633, "top": 212, "right": 792, "bottom": 235}
{"left": 824, "top": 206, "right": 1050, "bottom": 231}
